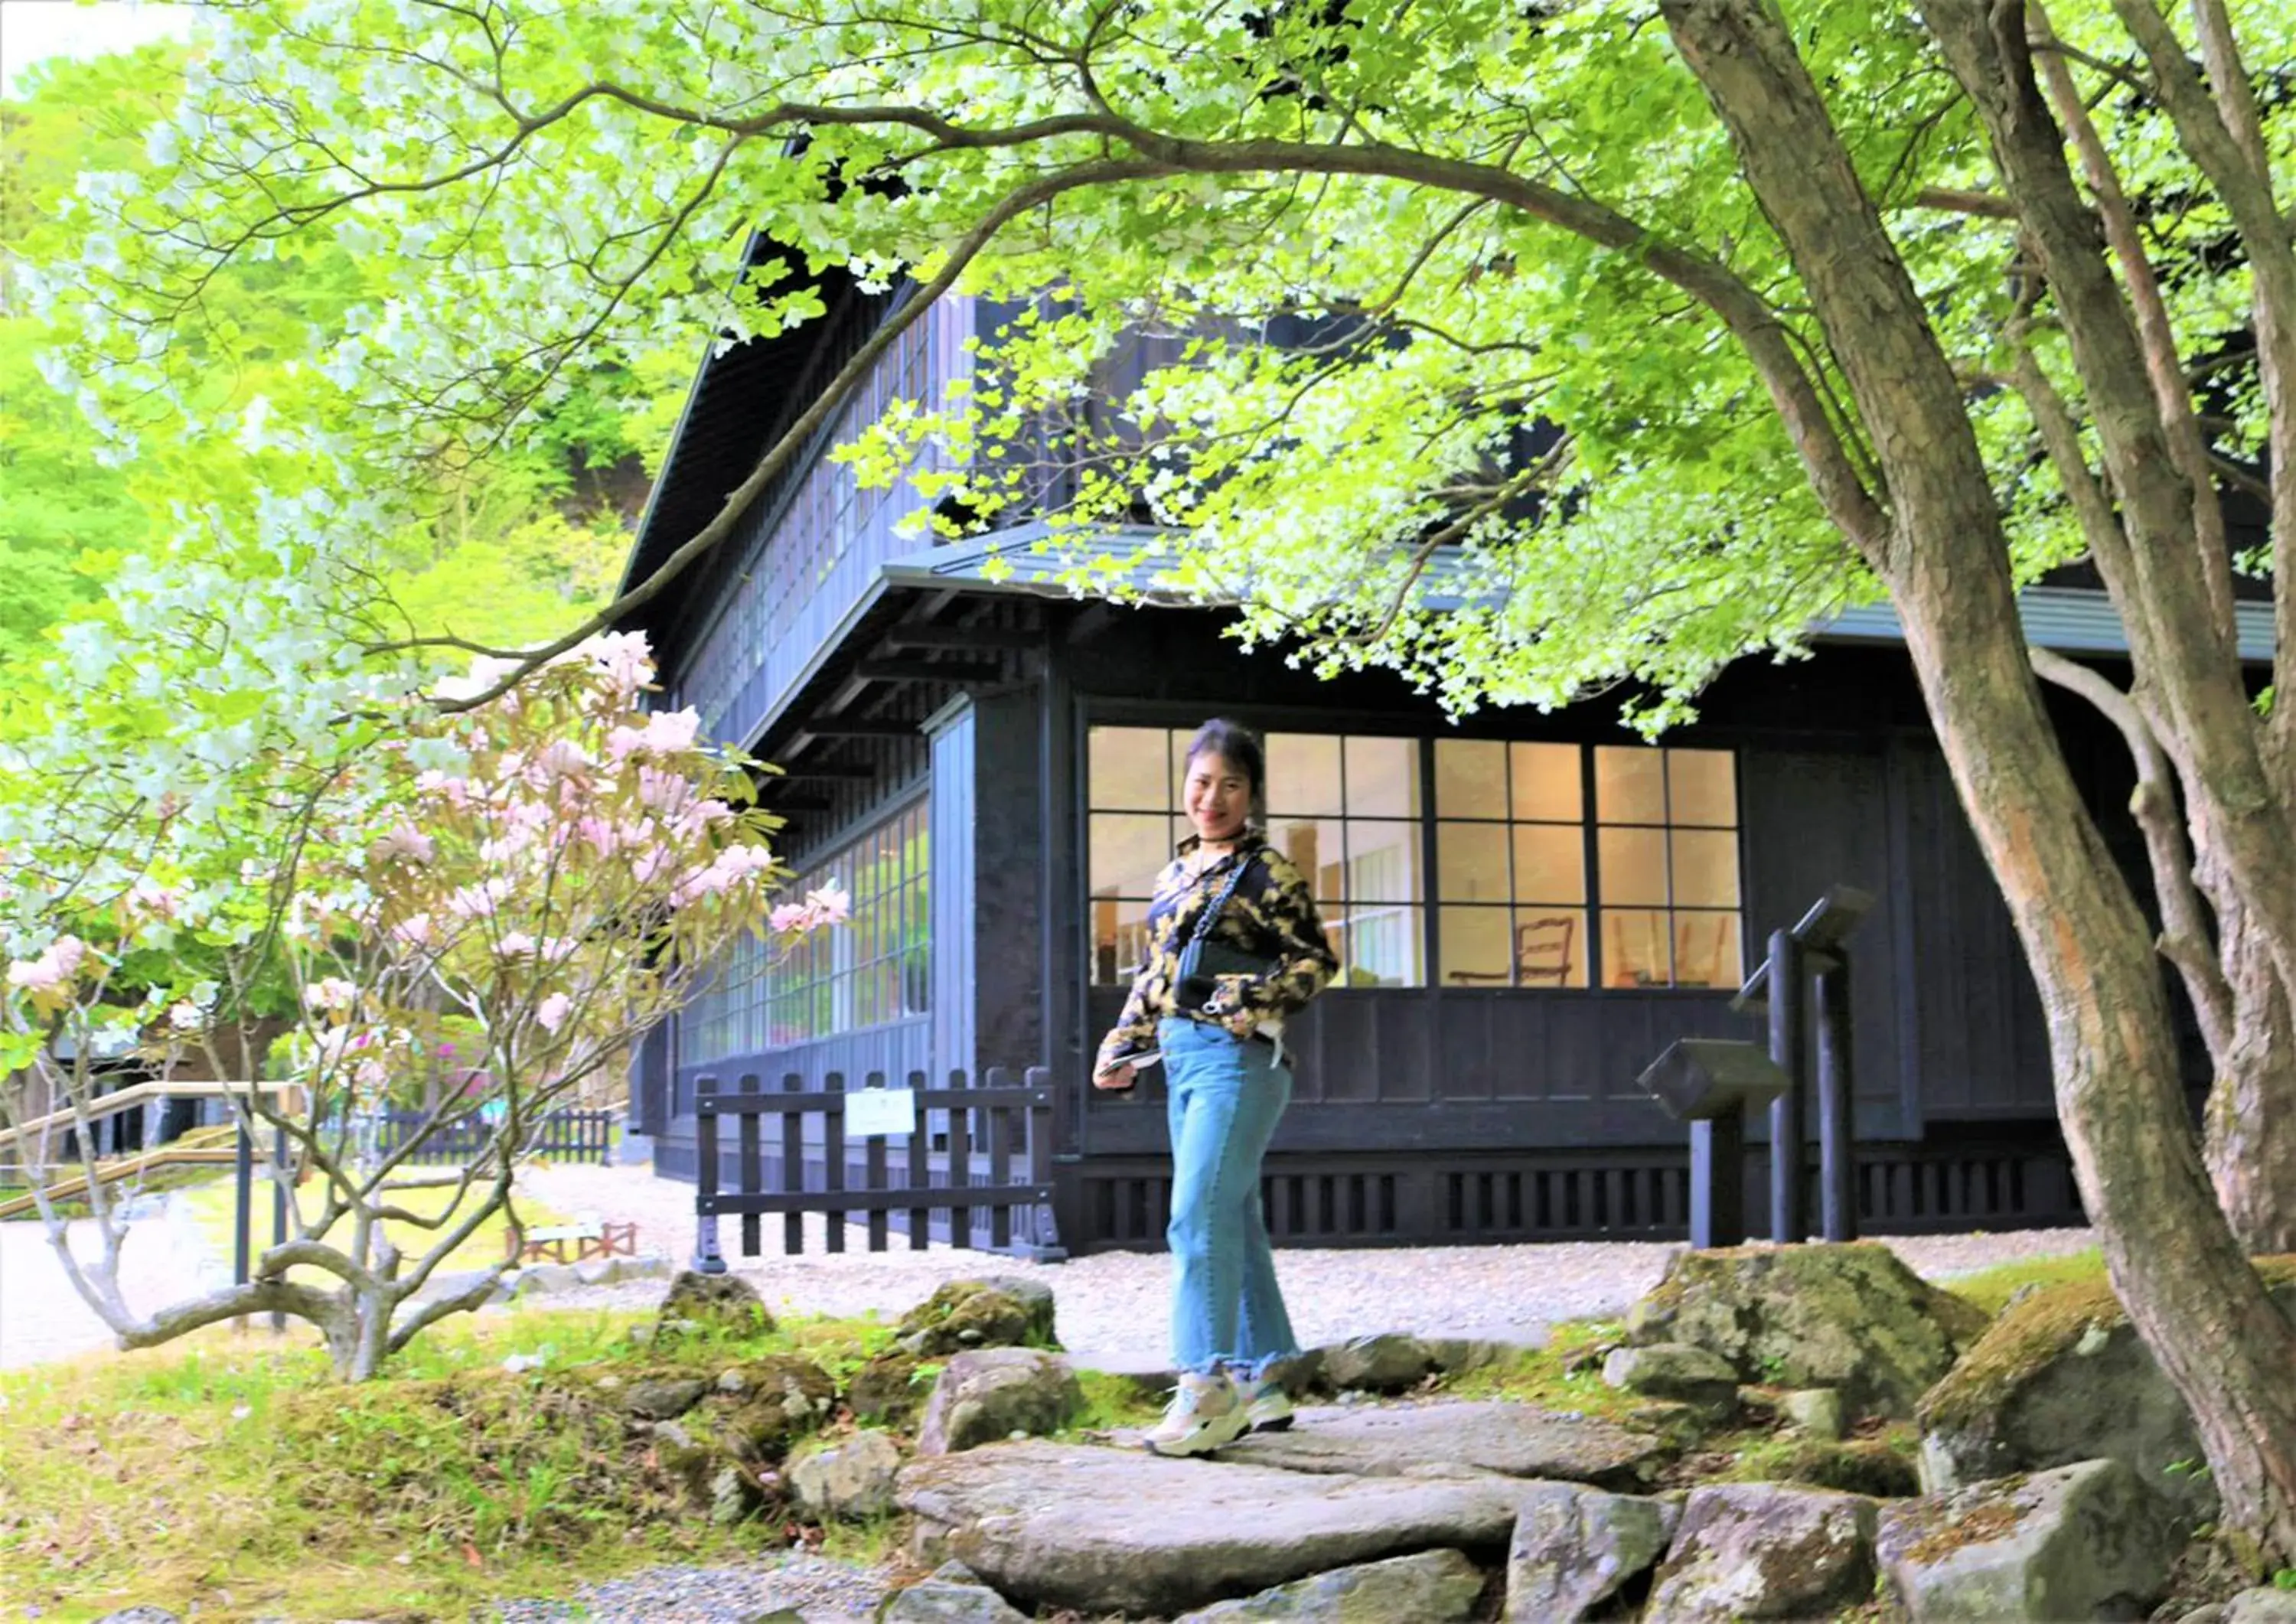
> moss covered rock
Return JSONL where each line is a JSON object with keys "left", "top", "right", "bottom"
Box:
{"left": 657, "top": 1269, "right": 775, "bottom": 1339}
{"left": 713, "top": 1354, "right": 838, "bottom": 1463}
{"left": 1917, "top": 1256, "right": 2296, "bottom": 1522}
{"left": 896, "top": 1277, "right": 1058, "bottom": 1358}
{"left": 846, "top": 1351, "right": 928, "bottom": 1424}
{"left": 1626, "top": 1242, "right": 1990, "bottom": 1420}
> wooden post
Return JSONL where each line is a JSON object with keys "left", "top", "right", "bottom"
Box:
{"left": 987, "top": 1066, "right": 1015, "bottom": 1254}
{"left": 864, "top": 1070, "right": 890, "bottom": 1253}
{"left": 1024, "top": 1066, "right": 1066, "bottom": 1262}
{"left": 906, "top": 1070, "right": 931, "bottom": 1251}
{"left": 1815, "top": 954, "right": 1859, "bottom": 1241}
{"left": 823, "top": 1071, "right": 847, "bottom": 1255}
{"left": 691, "top": 1075, "right": 725, "bottom": 1274}
{"left": 1689, "top": 1114, "right": 1747, "bottom": 1249}
{"left": 1766, "top": 928, "right": 1807, "bottom": 1244}
{"left": 737, "top": 1074, "right": 762, "bottom": 1261}
{"left": 947, "top": 1069, "right": 972, "bottom": 1251}
{"left": 780, "top": 1074, "right": 805, "bottom": 1255}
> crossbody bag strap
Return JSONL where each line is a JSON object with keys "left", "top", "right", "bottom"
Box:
{"left": 1186, "top": 853, "right": 1258, "bottom": 948}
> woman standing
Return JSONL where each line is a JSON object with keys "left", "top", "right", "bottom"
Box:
{"left": 1094, "top": 719, "right": 1339, "bottom": 1456}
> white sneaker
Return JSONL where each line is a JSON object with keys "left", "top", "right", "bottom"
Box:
{"left": 1143, "top": 1371, "right": 1248, "bottom": 1456}
{"left": 1234, "top": 1371, "right": 1294, "bottom": 1433}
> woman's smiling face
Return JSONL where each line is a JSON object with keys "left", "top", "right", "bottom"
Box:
{"left": 1184, "top": 750, "right": 1252, "bottom": 844}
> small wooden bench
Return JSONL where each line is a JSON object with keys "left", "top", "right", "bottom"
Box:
{"left": 507, "top": 1215, "right": 638, "bottom": 1266}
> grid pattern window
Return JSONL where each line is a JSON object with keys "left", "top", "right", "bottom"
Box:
{"left": 1434, "top": 742, "right": 1742, "bottom": 990}
{"left": 687, "top": 800, "right": 930, "bottom": 1060}
{"left": 1086, "top": 728, "right": 1425, "bottom": 989}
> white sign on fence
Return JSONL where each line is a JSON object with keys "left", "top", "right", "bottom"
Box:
{"left": 842, "top": 1086, "right": 918, "bottom": 1139}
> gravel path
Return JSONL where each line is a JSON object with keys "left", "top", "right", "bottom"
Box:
{"left": 510, "top": 1160, "right": 2100, "bottom": 1357}
{"left": 0, "top": 1205, "right": 225, "bottom": 1369}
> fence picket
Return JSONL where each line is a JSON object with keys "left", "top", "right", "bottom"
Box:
{"left": 823, "top": 1071, "right": 847, "bottom": 1255}
{"left": 737, "top": 1074, "right": 762, "bottom": 1260}
{"left": 987, "top": 1066, "right": 1014, "bottom": 1253}
{"left": 780, "top": 1074, "right": 805, "bottom": 1255}
{"left": 946, "top": 1069, "right": 972, "bottom": 1251}
{"left": 692, "top": 1064, "right": 1061, "bottom": 1263}
{"left": 905, "top": 1068, "right": 931, "bottom": 1251}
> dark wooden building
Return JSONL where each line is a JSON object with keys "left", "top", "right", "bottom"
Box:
{"left": 621, "top": 271, "right": 2267, "bottom": 1254}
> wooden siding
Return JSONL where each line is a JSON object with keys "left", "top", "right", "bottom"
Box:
{"left": 676, "top": 293, "right": 978, "bottom": 752}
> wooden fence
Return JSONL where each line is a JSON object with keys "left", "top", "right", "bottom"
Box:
{"left": 374, "top": 1107, "right": 615, "bottom": 1166}
{"left": 691, "top": 1066, "right": 1062, "bottom": 1267}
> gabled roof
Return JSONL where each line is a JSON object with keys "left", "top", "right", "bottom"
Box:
{"left": 879, "top": 523, "right": 2276, "bottom": 664}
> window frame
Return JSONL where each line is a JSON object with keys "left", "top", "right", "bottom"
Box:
{"left": 1081, "top": 719, "right": 1747, "bottom": 996}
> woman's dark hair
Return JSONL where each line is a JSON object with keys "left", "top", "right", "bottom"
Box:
{"left": 1185, "top": 718, "right": 1267, "bottom": 827}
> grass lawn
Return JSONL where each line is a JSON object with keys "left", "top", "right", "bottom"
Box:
{"left": 0, "top": 1307, "right": 910, "bottom": 1624}
{"left": 183, "top": 1171, "right": 571, "bottom": 1282}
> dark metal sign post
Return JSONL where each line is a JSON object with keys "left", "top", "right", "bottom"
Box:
{"left": 1715, "top": 884, "right": 1876, "bottom": 1245}
{"left": 1636, "top": 1038, "right": 1793, "bottom": 1248}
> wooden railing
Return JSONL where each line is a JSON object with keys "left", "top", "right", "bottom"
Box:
{"left": 692, "top": 1066, "right": 1062, "bottom": 1265}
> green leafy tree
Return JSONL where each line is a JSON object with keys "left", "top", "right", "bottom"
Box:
{"left": 28, "top": 0, "right": 2296, "bottom": 1559}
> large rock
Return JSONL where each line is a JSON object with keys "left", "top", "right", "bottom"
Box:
{"left": 879, "top": 1560, "right": 1033, "bottom": 1622}
{"left": 1918, "top": 1259, "right": 2296, "bottom": 1521}
{"left": 2224, "top": 1590, "right": 2296, "bottom": 1622}
{"left": 1215, "top": 1401, "right": 1674, "bottom": 1490}
{"left": 789, "top": 1428, "right": 904, "bottom": 1521}
{"left": 714, "top": 1354, "right": 838, "bottom": 1463}
{"left": 657, "top": 1268, "right": 775, "bottom": 1337}
{"left": 1602, "top": 1342, "right": 1739, "bottom": 1420}
{"left": 897, "top": 1277, "right": 1057, "bottom": 1356}
{"left": 846, "top": 1351, "right": 928, "bottom": 1424}
{"left": 1645, "top": 1482, "right": 1880, "bottom": 1622}
{"left": 1171, "top": 1548, "right": 1486, "bottom": 1623}
{"left": 915, "top": 1348, "right": 1084, "bottom": 1456}
{"left": 1875, "top": 1458, "right": 2182, "bottom": 1622}
{"left": 1317, "top": 1334, "right": 1434, "bottom": 1394}
{"left": 1627, "top": 1241, "right": 1990, "bottom": 1419}
{"left": 1503, "top": 1481, "right": 1679, "bottom": 1623}
{"left": 620, "top": 1376, "right": 710, "bottom": 1421}
{"left": 896, "top": 1440, "right": 1529, "bottom": 1615}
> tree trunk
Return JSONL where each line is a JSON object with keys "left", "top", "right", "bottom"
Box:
{"left": 2208, "top": 905, "right": 2296, "bottom": 1254}
{"left": 1659, "top": 0, "right": 2296, "bottom": 1563}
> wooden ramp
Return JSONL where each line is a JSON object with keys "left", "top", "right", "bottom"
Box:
{"left": 0, "top": 1126, "right": 244, "bottom": 1220}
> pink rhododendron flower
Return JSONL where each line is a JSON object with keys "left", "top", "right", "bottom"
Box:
{"left": 588, "top": 631, "right": 654, "bottom": 693}
{"left": 804, "top": 882, "right": 852, "bottom": 924}
{"left": 303, "top": 977, "right": 358, "bottom": 1012}
{"left": 369, "top": 824, "right": 435, "bottom": 866}
{"left": 769, "top": 902, "right": 809, "bottom": 933}
{"left": 536, "top": 992, "right": 572, "bottom": 1034}
{"left": 129, "top": 877, "right": 181, "bottom": 920}
{"left": 7, "top": 936, "right": 86, "bottom": 995}
{"left": 446, "top": 878, "right": 510, "bottom": 918}
{"left": 532, "top": 739, "right": 591, "bottom": 782}
{"left": 496, "top": 932, "right": 536, "bottom": 959}
{"left": 606, "top": 707, "right": 701, "bottom": 761}
{"left": 390, "top": 912, "right": 434, "bottom": 947}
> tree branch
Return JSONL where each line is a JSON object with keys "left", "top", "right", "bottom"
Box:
{"left": 2030, "top": 645, "right": 2233, "bottom": 1055}
{"left": 362, "top": 156, "right": 1174, "bottom": 716}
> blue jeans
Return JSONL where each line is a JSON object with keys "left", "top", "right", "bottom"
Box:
{"left": 1160, "top": 1016, "right": 1298, "bottom": 1377}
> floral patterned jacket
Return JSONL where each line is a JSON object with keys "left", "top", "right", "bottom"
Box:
{"left": 1096, "top": 831, "right": 1339, "bottom": 1071}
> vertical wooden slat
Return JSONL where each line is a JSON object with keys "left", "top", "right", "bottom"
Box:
{"left": 737, "top": 1074, "right": 762, "bottom": 1261}
{"left": 692, "top": 1075, "right": 722, "bottom": 1273}
{"left": 986, "top": 1066, "right": 1015, "bottom": 1252}
{"left": 864, "top": 1070, "right": 890, "bottom": 1252}
{"left": 824, "top": 1071, "right": 848, "bottom": 1254}
{"left": 946, "top": 1068, "right": 972, "bottom": 1251}
{"left": 906, "top": 1070, "right": 931, "bottom": 1251}
{"left": 781, "top": 1074, "right": 806, "bottom": 1255}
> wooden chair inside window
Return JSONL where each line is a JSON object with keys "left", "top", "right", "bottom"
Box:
{"left": 1676, "top": 914, "right": 1737, "bottom": 989}
{"left": 1515, "top": 916, "right": 1577, "bottom": 985}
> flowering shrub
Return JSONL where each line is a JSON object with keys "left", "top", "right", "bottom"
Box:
{"left": 1, "top": 613, "right": 830, "bottom": 1377}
